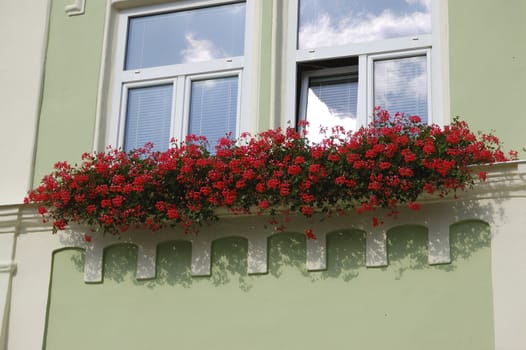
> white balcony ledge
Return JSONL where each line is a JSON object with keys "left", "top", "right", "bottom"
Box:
{"left": 3, "top": 160, "right": 525, "bottom": 282}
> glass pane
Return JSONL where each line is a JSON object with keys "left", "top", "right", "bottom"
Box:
{"left": 188, "top": 76, "right": 238, "bottom": 147}
{"left": 126, "top": 2, "right": 245, "bottom": 70}
{"left": 374, "top": 56, "right": 428, "bottom": 123}
{"left": 305, "top": 74, "right": 358, "bottom": 143}
{"left": 124, "top": 84, "right": 173, "bottom": 152}
{"left": 298, "top": 0, "right": 431, "bottom": 49}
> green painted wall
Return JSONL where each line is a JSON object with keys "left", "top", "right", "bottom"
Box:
{"left": 33, "top": 0, "right": 106, "bottom": 185}
{"left": 257, "top": 0, "right": 273, "bottom": 132}
{"left": 44, "top": 222, "right": 494, "bottom": 350}
{"left": 449, "top": 0, "right": 526, "bottom": 155}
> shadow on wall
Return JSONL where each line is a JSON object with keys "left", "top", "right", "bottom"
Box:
{"left": 68, "top": 220, "right": 491, "bottom": 289}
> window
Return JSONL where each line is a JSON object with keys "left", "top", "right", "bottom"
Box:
{"left": 287, "top": 0, "right": 445, "bottom": 141}
{"left": 299, "top": 66, "right": 359, "bottom": 144}
{"left": 187, "top": 74, "right": 239, "bottom": 144}
{"left": 110, "top": 1, "right": 251, "bottom": 152}
{"left": 372, "top": 54, "right": 430, "bottom": 124}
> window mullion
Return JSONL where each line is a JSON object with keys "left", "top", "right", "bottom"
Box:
{"left": 357, "top": 55, "right": 368, "bottom": 127}
{"left": 115, "top": 84, "right": 129, "bottom": 149}
{"left": 173, "top": 76, "right": 186, "bottom": 143}
{"left": 235, "top": 70, "right": 245, "bottom": 137}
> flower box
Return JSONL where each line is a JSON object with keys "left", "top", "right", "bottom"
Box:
{"left": 25, "top": 110, "right": 515, "bottom": 240}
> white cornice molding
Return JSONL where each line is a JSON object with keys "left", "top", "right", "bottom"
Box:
{"left": 65, "top": 0, "right": 86, "bottom": 16}
{"left": 412, "top": 161, "right": 526, "bottom": 203}
{"left": 0, "top": 261, "right": 16, "bottom": 274}
{"left": 0, "top": 205, "right": 52, "bottom": 235}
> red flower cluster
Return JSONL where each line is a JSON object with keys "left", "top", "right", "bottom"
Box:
{"left": 25, "top": 110, "right": 514, "bottom": 237}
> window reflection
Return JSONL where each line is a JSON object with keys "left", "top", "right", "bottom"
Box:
{"left": 305, "top": 74, "right": 358, "bottom": 143}
{"left": 126, "top": 2, "right": 245, "bottom": 69}
{"left": 189, "top": 76, "right": 239, "bottom": 147}
{"left": 374, "top": 56, "right": 428, "bottom": 123}
{"left": 124, "top": 84, "right": 173, "bottom": 152}
{"left": 298, "top": 0, "right": 431, "bottom": 49}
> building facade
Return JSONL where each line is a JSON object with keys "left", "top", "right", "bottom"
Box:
{"left": 1, "top": 0, "right": 525, "bottom": 349}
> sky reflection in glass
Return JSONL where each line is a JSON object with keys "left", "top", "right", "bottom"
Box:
{"left": 305, "top": 75, "right": 358, "bottom": 143}
{"left": 298, "top": 0, "right": 431, "bottom": 49}
{"left": 126, "top": 2, "right": 245, "bottom": 69}
{"left": 374, "top": 56, "right": 428, "bottom": 123}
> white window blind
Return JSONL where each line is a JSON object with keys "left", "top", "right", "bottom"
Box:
{"left": 305, "top": 74, "right": 358, "bottom": 143}
{"left": 374, "top": 55, "right": 428, "bottom": 123}
{"left": 188, "top": 76, "right": 239, "bottom": 147}
{"left": 124, "top": 84, "right": 173, "bottom": 152}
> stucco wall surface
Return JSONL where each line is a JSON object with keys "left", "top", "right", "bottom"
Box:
{"left": 0, "top": 0, "right": 50, "bottom": 205}
{"left": 449, "top": 0, "right": 526, "bottom": 156}
{"left": 32, "top": 0, "right": 106, "bottom": 184}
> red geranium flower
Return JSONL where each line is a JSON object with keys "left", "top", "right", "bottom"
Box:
{"left": 24, "top": 109, "right": 512, "bottom": 237}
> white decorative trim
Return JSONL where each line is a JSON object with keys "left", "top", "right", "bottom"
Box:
{"left": 136, "top": 241, "right": 157, "bottom": 280}
{"left": 44, "top": 159, "right": 526, "bottom": 280}
{"left": 190, "top": 238, "right": 212, "bottom": 276}
{"left": 247, "top": 235, "right": 268, "bottom": 274}
{"left": 306, "top": 232, "right": 326, "bottom": 270}
{"left": 65, "top": 0, "right": 86, "bottom": 16}
{"left": 427, "top": 218, "right": 451, "bottom": 265}
{"left": 490, "top": 202, "right": 526, "bottom": 350}
{"left": 366, "top": 227, "right": 388, "bottom": 267}
{"left": 84, "top": 245, "right": 103, "bottom": 283}
{"left": 0, "top": 233, "right": 16, "bottom": 350}
{"left": 8, "top": 233, "right": 63, "bottom": 350}
{"left": 0, "top": 262, "right": 16, "bottom": 274}
{"left": 8, "top": 161, "right": 526, "bottom": 284}
{"left": 63, "top": 204, "right": 498, "bottom": 281}
{"left": 0, "top": 273, "right": 12, "bottom": 350}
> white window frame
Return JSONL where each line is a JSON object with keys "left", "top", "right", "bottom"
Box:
{"left": 298, "top": 66, "right": 360, "bottom": 128}
{"left": 285, "top": 0, "right": 448, "bottom": 130}
{"left": 367, "top": 49, "right": 433, "bottom": 124}
{"left": 181, "top": 70, "right": 243, "bottom": 142}
{"left": 117, "top": 79, "right": 177, "bottom": 150}
{"left": 108, "top": 0, "right": 254, "bottom": 150}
